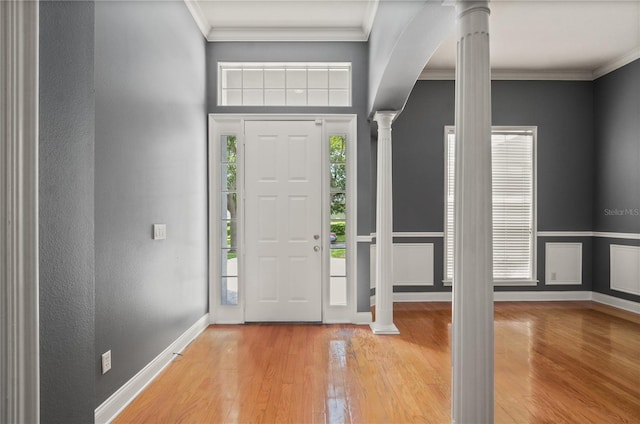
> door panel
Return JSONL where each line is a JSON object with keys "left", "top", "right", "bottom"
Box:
{"left": 245, "top": 120, "right": 322, "bottom": 322}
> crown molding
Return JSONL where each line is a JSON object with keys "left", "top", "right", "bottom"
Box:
{"left": 183, "top": 0, "right": 211, "bottom": 39}
{"left": 419, "top": 68, "right": 594, "bottom": 81}
{"left": 206, "top": 27, "right": 369, "bottom": 42}
{"left": 592, "top": 47, "right": 640, "bottom": 79}
{"left": 362, "top": 0, "right": 380, "bottom": 40}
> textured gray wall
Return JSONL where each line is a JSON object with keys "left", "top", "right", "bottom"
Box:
{"left": 392, "top": 80, "right": 595, "bottom": 291}
{"left": 594, "top": 59, "right": 640, "bottom": 233}
{"left": 95, "top": 1, "right": 208, "bottom": 405}
{"left": 39, "top": 1, "right": 96, "bottom": 423}
{"left": 593, "top": 59, "right": 640, "bottom": 302}
{"left": 206, "top": 42, "right": 373, "bottom": 311}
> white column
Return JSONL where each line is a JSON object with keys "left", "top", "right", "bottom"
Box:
{"left": 0, "top": 1, "right": 40, "bottom": 423}
{"left": 451, "top": 1, "right": 494, "bottom": 423}
{"left": 370, "top": 111, "right": 400, "bottom": 335}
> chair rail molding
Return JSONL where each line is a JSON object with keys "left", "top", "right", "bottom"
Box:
{"left": 0, "top": 1, "right": 40, "bottom": 423}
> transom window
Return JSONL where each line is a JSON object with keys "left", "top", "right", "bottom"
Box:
{"left": 445, "top": 126, "right": 537, "bottom": 284}
{"left": 218, "top": 62, "right": 352, "bottom": 107}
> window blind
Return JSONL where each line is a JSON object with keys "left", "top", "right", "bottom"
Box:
{"left": 445, "top": 128, "right": 535, "bottom": 282}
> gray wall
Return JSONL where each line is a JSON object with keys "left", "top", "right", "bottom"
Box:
{"left": 593, "top": 59, "right": 640, "bottom": 301}
{"left": 95, "top": 1, "right": 208, "bottom": 404}
{"left": 39, "top": 2, "right": 96, "bottom": 423}
{"left": 391, "top": 80, "right": 595, "bottom": 291}
{"left": 206, "top": 42, "right": 373, "bottom": 311}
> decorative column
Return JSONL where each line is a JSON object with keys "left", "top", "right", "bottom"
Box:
{"left": 451, "top": 1, "right": 494, "bottom": 423}
{"left": 0, "top": 1, "right": 40, "bottom": 423}
{"left": 370, "top": 111, "right": 400, "bottom": 335}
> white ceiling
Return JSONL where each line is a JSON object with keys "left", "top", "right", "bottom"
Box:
{"left": 186, "top": 0, "right": 640, "bottom": 79}
{"left": 185, "top": 0, "right": 379, "bottom": 41}
{"left": 425, "top": 0, "right": 640, "bottom": 80}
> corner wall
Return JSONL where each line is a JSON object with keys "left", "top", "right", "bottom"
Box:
{"left": 390, "top": 80, "right": 595, "bottom": 294}
{"left": 39, "top": 2, "right": 96, "bottom": 422}
{"left": 593, "top": 59, "right": 640, "bottom": 303}
{"left": 94, "top": 0, "right": 208, "bottom": 406}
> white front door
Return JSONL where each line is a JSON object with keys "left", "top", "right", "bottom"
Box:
{"left": 244, "top": 120, "right": 323, "bottom": 322}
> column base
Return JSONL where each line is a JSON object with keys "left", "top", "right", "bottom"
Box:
{"left": 369, "top": 322, "right": 400, "bottom": 335}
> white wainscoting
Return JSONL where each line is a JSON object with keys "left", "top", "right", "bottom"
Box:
{"left": 370, "top": 243, "right": 434, "bottom": 288}
{"left": 610, "top": 245, "right": 640, "bottom": 296}
{"left": 545, "top": 242, "right": 582, "bottom": 285}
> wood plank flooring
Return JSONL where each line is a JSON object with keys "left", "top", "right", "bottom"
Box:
{"left": 113, "top": 302, "right": 640, "bottom": 423}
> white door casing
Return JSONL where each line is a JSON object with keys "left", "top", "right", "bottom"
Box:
{"left": 208, "top": 114, "right": 358, "bottom": 325}
{"left": 244, "top": 121, "right": 323, "bottom": 321}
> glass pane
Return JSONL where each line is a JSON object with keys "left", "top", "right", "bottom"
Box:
{"left": 243, "top": 69, "right": 263, "bottom": 89}
{"left": 329, "top": 135, "right": 346, "bottom": 163}
{"left": 243, "top": 89, "right": 263, "bottom": 106}
{"left": 286, "top": 69, "right": 306, "bottom": 88}
{"left": 265, "top": 89, "right": 285, "bottom": 106}
{"left": 330, "top": 221, "right": 346, "bottom": 260}
{"left": 308, "top": 89, "right": 328, "bottom": 106}
{"left": 264, "top": 69, "right": 285, "bottom": 89}
{"left": 330, "top": 193, "right": 346, "bottom": 220}
{"left": 329, "top": 68, "right": 350, "bottom": 89}
{"left": 221, "top": 135, "right": 237, "bottom": 163}
{"left": 222, "top": 89, "right": 242, "bottom": 106}
{"left": 308, "top": 69, "right": 328, "bottom": 89}
{"left": 221, "top": 277, "right": 238, "bottom": 305}
{"left": 222, "top": 68, "right": 242, "bottom": 89}
{"left": 221, "top": 220, "right": 238, "bottom": 249}
{"left": 221, "top": 248, "right": 238, "bottom": 276}
{"left": 329, "top": 89, "right": 350, "bottom": 107}
{"left": 330, "top": 164, "right": 346, "bottom": 191}
{"left": 221, "top": 164, "right": 237, "bottom": 191}
{"left": 329, "top": 277, "right": 347, "bottom": 306}
{"left": 221, "top": 192, "right": 238, "bottom": 219}
{"left": 286, "top": 89, "right": 307, "bottom": 106}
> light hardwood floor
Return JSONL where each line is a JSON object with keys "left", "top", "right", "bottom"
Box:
{"left": 113, "top": 302, "right": 640, "bottom": 423}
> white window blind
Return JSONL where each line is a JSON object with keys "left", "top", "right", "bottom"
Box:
{"left": 445, "top": 127, "right": 536, "bottom": 283}
{"left": 218, "top": 62, "right": 351, "bottom": 107}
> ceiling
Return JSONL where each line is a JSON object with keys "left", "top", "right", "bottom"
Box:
{"left": 186, "top": 0, "right": 640, "bottom": 79}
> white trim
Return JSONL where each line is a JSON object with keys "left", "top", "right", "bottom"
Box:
{"left": 419, "top": 68, "right": 594, "bottom": 81}
{"left": 593, "top": 47, "right": 640, "bottom": 79}
{"left": 592, "top": 292, "right": 640, "bottom": 315}
{"left": 369, "top": 232, "right": 445, "bottom": 239}
{"left": 207, "top": 27, "right": 369, "bottom": 42}
{"left": 208, "top": 114, "right": 358, "bottom": 324}
{"left": 537, "top": 231, "right": 593, "bottom": 237}
{"left": 545, "top": 242, "right": 583, "bottom": 285}
{"left": 1, "top": 1, "right": 40, "bottom": 423}
{"left": 371, "top": 291, "right": 594, "bottom": 305}
{"left": 493, "top": 291, "right": 592, "bottom": 302}
{"left": 95, "top": 315, "right": 209, "bottom": 424}
{"left": 352, "top": 311, "right": 373, "bottom": 324}
{"left": 183, "top": 0, "right": 211, "bottom": 39}
{"left": 357, "top": 235, "right": 373, "bottom": 243}
{"left": 361, "top": 0, "right": 379, "bottom": 41}
{"left": 594, "top": 231, "right": 640, "bottom": 240}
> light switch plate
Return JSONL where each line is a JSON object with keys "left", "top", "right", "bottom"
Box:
{"left": 101, "top": 350, "right": 111, "bottom": 374}
{"left": 153, "top": 224, "right": 167, "bottom": 240}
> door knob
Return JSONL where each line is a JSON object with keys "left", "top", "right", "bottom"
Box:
{"left": 313, "top": 234, "right": 320, "bottom": 240}
{"left": 313, "top": 245, "right": 321, "bottom": 252}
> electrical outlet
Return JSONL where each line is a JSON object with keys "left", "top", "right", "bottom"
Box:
{"left": 153, "top": 223, "right": 167, "bottom": 240}
{"left": 102, "top": 350, "right": 112, "bottom": 374}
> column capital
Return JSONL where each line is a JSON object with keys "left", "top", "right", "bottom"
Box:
{"left": 455, "top": 0, "right": 490, "bottom": 16}
{"left": 373, "top": 111, "right": 399, "bottom": 130}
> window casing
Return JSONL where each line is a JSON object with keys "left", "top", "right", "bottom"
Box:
{"left": 218, "top": 62, "right": 352, "bottom": 107}
{"left": 444, "top": 126, "right": 537, "bottom": 284}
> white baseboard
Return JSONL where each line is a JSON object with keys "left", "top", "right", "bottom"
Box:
{"left": 95, "top": 314, "right": 209, "bottom": 424}
{"left": 592, "top": 292, "right": 640, "bottom": 315}
{"left": 494, "top": 291, "right": 592, "bottom": 302}
{"left": 371, "top": 291, "right": 594, "bottom": 306}
{"left": 352, "top": 311, "right": 373, "bottom": 324}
